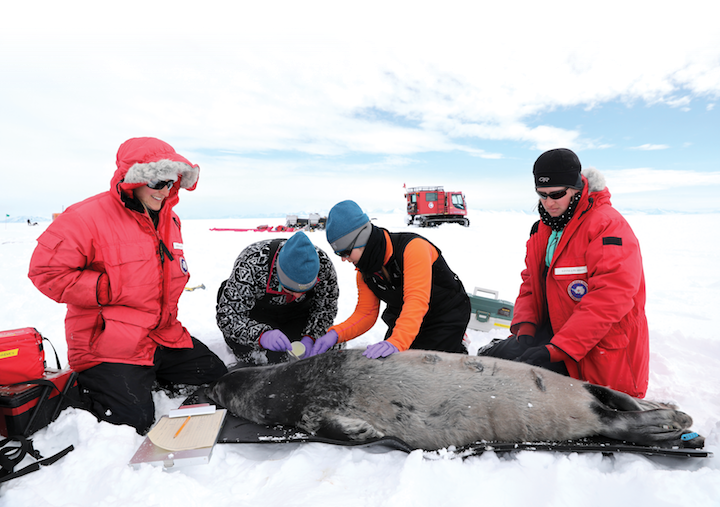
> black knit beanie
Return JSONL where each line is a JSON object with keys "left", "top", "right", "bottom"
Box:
{"left": 533, "top": 148, "right": 583, "bottom": 189}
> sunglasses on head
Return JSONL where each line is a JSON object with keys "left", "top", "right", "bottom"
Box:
{"left": 147, "top": 180, "right": 174, "bottom": 190}
{"left": 334, "top": 229, "right": 363, "bottom": 258}
{"left": 536, "top": 187, "right": 569, "bottom": 200}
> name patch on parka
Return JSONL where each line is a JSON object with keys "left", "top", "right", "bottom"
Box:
{"left": 555, "top": 266, "right": 588, "bottom": 275}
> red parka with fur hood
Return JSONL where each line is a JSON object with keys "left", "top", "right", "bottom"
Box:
{"left": 511, "top": 167, "right": 649, "bottom": 398}
{"left": 28, "top": 138, "right": 200, "bottom": 372}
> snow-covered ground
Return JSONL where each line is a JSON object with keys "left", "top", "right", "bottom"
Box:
{"left": 1, "top": 210, "right": 719, "bottom": 506}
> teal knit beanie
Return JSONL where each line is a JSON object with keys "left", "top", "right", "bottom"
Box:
{"left": 277, "top": 232, "right": 319, "bottom": 292}
{"left": 326, "top": 200, "right": 371, "bottom": 253}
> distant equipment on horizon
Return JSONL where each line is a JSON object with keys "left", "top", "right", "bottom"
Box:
{"left": 285, "top": 213, "right": 326, "bottom": 231}
{"left": 404, "top": 185, "right": 469, "bottom": 227}
{"left": 209, "top": 214, "right": 327, "bottom": 233}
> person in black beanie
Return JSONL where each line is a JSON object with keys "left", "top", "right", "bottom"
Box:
{"left": 478, "top": 148, "right": 650, "bottom": 398}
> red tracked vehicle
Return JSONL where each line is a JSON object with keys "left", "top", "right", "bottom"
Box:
{"left": 405, "top": 186, "right": 469, "bottom": 227}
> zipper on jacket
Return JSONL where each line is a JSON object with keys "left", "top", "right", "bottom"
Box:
{"left": 578, "top": 196, "right": 594, "bottom": 219}
{"left": 159, "top": 240, "right": 174, "bottom": 264}
{"left": 89, "top": 308, "right": 104, "bottom": 348}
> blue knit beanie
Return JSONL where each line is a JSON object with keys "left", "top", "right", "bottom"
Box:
{"left": 326, "top": 200, "right": 372, "bottom": 253}
{"left": 276, "top": 232, "right": 319, "bottom": 292}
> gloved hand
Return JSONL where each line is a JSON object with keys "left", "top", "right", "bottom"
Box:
{"left": 516, "top": 334, "right": 535, "bottom": 348}
{"left": 259, "top": 329, "right": 292, "bottom": 352}
{"left": 307, "top": 330, "right": 338, "bottom": 357}
{"left": 363, "top": 341, "right": 398, "bottom": 359}
{"left": 299, "top": 336, "right": 315, "bottom": 358}
{"left": 516, "top": 345, "right": 551, "bottom": 366}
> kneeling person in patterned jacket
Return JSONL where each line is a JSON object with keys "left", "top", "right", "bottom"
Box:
{"left": 216, "top": 232, "right": 341, "bottom": 365}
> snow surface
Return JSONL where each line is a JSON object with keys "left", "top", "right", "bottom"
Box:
{"left": 1, "top": 210, "right": 719, "bottom": 506}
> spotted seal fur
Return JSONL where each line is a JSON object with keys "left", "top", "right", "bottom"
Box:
{"left": 207, "top": 349, "right": 697, "bottom": 450}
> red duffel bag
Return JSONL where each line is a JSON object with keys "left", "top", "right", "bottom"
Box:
{"left": 0, "top": 328, "right": 46, "bottom": 385}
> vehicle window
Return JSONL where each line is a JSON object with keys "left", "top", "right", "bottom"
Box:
{"left": 452, "top": 194, "right": 465, "bottom": 210}
{"left": 426, "top": 193, "right": 437, "bottom": 202}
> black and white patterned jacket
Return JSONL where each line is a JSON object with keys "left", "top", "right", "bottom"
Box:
{"left": 216, "top": 238, "right": 339, "bottom": 364}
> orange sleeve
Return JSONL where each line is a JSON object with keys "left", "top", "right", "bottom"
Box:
{"left": 329, "top": 270, "right": 380, "bottom": 342}
{"left": 385, "top": 238, "right": 438, "bottom": 351}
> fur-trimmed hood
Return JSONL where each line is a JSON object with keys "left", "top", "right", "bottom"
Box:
{"left": 583, "top": 166, "right": 606, "bottom": 193}
{"left": 111, "top": 137, "right": 200, "bottom": 198}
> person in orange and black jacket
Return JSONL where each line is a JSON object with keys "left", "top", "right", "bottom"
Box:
{"left": 478, "top": 148, "right": 649, "bottom": 398}
{"left": 307, "top": 200, "right": 470, "bottom": 359}
{"left": 28, "top": 137, "right": 227, "bottom": 434}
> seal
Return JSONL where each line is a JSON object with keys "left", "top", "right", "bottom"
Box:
{"left": 207, "top": 349, "right": 696, "bottom": 450}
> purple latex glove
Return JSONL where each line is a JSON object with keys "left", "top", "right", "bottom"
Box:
{"left": 299, "top": 336, "right": 315, "bottom": 358}
{"left": 363, "top": 341, "right": 398, "bottom": 359}
{"left": 307, "top": 330, "right": 338, "bottom": 357}
{"left": 259, "top": 329, "right": 292, "bottom": 352}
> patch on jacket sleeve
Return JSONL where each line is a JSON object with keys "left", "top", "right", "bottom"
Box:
{"left": 567, "top": 280, "right": 589, "bottom": 301}
{"left": 602, "top": 237, "right": 622, "bottom": 246}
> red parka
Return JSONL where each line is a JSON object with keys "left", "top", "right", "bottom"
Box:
{"left": 512, "top": 168, "right": 649, "bottom": 397}
{"left": 28, "top": 138, "right": 200, "bottom": 372}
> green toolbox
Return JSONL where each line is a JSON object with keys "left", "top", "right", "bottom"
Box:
{"left": 466, "top": 287, "right": 514, "bottom": 332}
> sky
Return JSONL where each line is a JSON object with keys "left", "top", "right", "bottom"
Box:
{"left": 2, "top": 0, "right": 720, "bottom": 220}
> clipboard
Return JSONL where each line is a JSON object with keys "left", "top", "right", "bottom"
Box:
{"left": 129, "top": 407, "right": 227, "bottom": 470}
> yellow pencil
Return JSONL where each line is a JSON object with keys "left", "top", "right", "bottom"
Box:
{"left": 173, "top": 416, "right": 191, "bottom": 438}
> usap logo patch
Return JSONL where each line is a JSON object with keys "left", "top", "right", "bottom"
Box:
{"left": 180, "top": 257, "right": 189, "bottom": 274}
{"left": 568, "top": 280, "right": 588, "bottom": 301}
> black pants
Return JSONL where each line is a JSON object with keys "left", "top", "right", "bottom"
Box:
{"left": 77, "top": 337, "right": 228, "bottom": 434}
{"left": 477, "top": 322, "right": 569, "bottom": 376}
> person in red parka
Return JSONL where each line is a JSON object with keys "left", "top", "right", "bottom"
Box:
{"left": 28, "top": 137, "right": 228, "bottom": 433}
{"left": 478, "top": 148, "right": 649, "bottom": 398}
